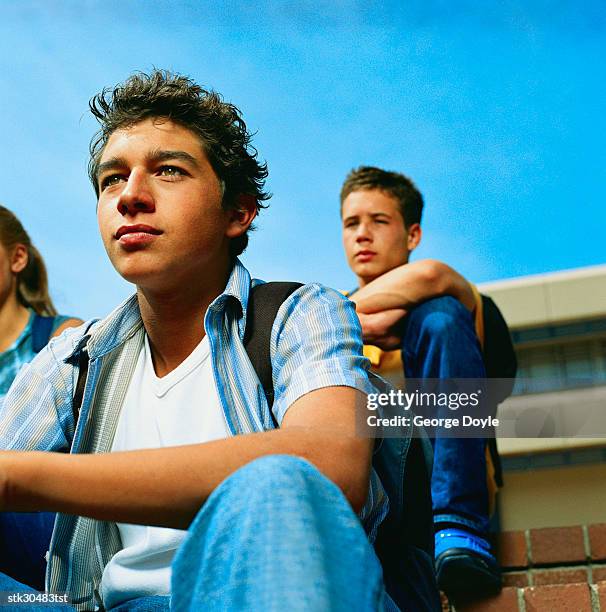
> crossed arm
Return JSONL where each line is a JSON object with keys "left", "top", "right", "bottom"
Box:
{"left": 351, "top": 259, "right": 476, "bottom": 350}
{"left": 0, "top": 386, "right": 373, "bottom": 529}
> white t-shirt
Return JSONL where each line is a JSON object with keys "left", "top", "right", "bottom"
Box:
{"left": 101, "top": 334, "right": 229, "bottom": 610}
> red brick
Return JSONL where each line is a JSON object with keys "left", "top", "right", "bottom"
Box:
{"left": 588, "top": 524, "right": 606, "bottom": 561}
{"left": 592, "top": 565, "right": 606, "bottom": 582}
{"left": 596, "top": 581, "right": 606, "bottom": 610}
{"left": 456, "top": 587, "right": 519, "bottom": 612}
{"left": 530, "top": 526, "right": 586, "bottom": 565}
{"left": 524, "top": 583, "right": 592, "bottom": 611}
{"left": 532, "top": 567, "right": 588, "bottom": 586}
{"left": 502, "top": 571, "right": 529, "bottom": 588}
{"left": 497, "top": 531, "right": 528, "bottom": 568}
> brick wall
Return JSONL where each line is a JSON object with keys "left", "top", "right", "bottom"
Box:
{"left": 441, "top": 523, "right": 606, "bottom": 611}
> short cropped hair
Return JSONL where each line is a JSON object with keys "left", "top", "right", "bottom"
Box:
{"left": 340, "top": 166, "right": 424, "bottom": 228}
{"left": 88, "top": 69, "right": 269, "bottom": 257}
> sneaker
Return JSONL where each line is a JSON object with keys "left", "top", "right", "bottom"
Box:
{"left": 435, "top": 528, "right": 502, "bottom": 601}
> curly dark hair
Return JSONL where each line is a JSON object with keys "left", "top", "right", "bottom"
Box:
{"left": 88, "top": 69, "right": 269, "bottom": 257}
{"left": 340, "top": 166, "right": 424, "bottom": 228}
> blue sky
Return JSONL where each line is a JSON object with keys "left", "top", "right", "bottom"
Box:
{"left": 0, "top": 1, "right": 604, "bottom": 320}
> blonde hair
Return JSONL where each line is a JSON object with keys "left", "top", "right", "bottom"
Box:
{"left": 0, "top": 206, "right": 57, "bottom": 316}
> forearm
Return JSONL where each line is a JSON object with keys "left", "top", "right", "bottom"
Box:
{"left": 353, "top": 259, "right": 476, "bottom": 314}
{"left": 2, "top": 428, "right": 371, "bottom": 529}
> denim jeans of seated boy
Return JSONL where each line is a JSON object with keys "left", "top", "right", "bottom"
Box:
{"left": 400, "top": 296, "right": 501, "bottom": 598}
{"left": 401, "top": 296, "right": 490, "bottom": 534}
{"left": 0, "top": 456, "right": 399, "bottom": 611}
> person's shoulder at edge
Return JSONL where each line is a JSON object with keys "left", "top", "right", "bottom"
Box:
{"left": 51, "top": 315, "right": 85, "bottom": 338}
{"left": 28, "top": 293, "right": 143, "bottom": 377}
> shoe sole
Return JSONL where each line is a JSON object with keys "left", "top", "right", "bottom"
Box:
{"left": 436, "top": 548, "right": 502, "bottom": 601}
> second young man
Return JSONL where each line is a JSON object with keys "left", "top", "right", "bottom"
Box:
{"left": 340, "top": 166, "right": 502, "bottom": 600}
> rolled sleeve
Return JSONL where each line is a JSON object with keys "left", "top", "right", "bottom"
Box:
{"left": 270, "top": 283, "right": 375, "bottom": 425}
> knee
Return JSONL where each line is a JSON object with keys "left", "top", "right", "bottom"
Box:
{"left": 222, "top": 454, "right": 335, "bottom": 500}
{"left": 409, "top": 296, "right": 473, "bottom": 339}
{"left": 235, "top": 454, "right": 317, "bottom": 483}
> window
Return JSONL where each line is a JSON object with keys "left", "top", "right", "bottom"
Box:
{"left": 513, "top": 338, "right": 606, "bottom": 395}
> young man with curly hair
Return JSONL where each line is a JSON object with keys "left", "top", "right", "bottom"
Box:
{"left": 0, "top": 73, "right": 396, "bottom": 611}
{"left": 341, "top": 166, "right": 502, "bottom": 600}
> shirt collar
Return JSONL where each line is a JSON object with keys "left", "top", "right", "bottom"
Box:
{"left": 204, "top": 258, "right": 251, "bottom": 339}
{"left": 64, "top": 258, "right": 253, "bottom": 361}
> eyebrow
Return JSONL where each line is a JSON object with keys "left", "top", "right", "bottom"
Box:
{"left": 343, "top": 212, "right": 392, "bottom": 223}
{"left": 96, "top": 157, "right": 128, "bottom": 179}
{"left": 148, "top": 149, "right": 201, "bottom": 168}
{"left": 96, "top": 149, "right": 201, "bottom": 180}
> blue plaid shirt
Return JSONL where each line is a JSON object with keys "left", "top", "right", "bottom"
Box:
{"left": 0, "top": 259, "right": 388, "bottom": 610}
{"left": 0, "top": 310, "right": 72, "bottom": 403}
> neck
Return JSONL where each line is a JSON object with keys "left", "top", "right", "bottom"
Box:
{"left": 0, "top": 289, "right": 31, "bottom": 353}
{"left": 356, "top": 274, "right": 377, "bottom": 290}
{"left": 137, "top": 260, "right": 232, "bottom": 377}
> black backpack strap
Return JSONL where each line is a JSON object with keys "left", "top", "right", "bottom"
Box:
{"left": 481, "top": 294, "right": 517, "bottom": 488}
{"left": 31, "top": 315, "right": 55, "bottom": 353}
{"left": 243, "top": 282, "right": 303, "bottom": 419}
{"left": 72, "top": 349, "right": 89, "bottom": 426}
{"left": 481, "top": 294, "right": 518, "bottom": 387}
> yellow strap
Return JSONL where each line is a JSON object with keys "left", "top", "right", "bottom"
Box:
{"left": 470, "top": 283, "right": 485, "bottom": 349}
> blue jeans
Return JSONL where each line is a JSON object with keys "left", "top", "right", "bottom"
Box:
{"left": 0, "top": 570, "right": 166, "bottom": 612}
{"left": 402, "top": 296, "right": 490, "bottom": 535}
{"left": 0, "top": 511, "right": 55, "bottom": 591}
{"left": 1, "top": 456, "right": 397, "bottom": 611}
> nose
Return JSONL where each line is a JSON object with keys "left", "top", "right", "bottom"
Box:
{"left": 355, "top": 220, "right": 372, "bottom": 244}
{"left": 116, "top": 169, "right": 155, "bottom": 216}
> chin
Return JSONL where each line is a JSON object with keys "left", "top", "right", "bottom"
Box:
{"left": 113, "top": 261, "right": 164, "bottom": 287}
{"left": 354, "top": 262, "right": 380, "bottom": 278}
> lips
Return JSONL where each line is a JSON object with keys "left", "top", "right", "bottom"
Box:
{"left": 355, "top": 250, "right": 377, "bottom": 261}
{"left": 115, "top": 224, "right": 163, "bottom": 239}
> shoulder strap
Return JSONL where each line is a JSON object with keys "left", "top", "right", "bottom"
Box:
{"left": 481, "top": 294, "right": 517, "bottom": 386}
{"left": 31, "top": 315, "right": 55, "bottom": 353}
{"left": 243, "top": 282, "right": 303, "bottom": 413}
{"left": 481, "top": 294, "right": 516, "bottom": 489}
{"left": 72, "top": 349, "right": 89, "bottom": 425}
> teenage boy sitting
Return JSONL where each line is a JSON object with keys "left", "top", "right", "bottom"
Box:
{"left": 340, "top": 166, "right": 501, "bottom": 599}
{"left": 0, "top": 72, "right": 395, "bottom": 612}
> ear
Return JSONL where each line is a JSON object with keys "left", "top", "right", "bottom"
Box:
{"left": 10, "top": 244, "right": 29, "bottom": 274}
{"left": 225, "top": 194, "right": 257, "bottom": 239}
{"left": 406, "top": 223, "right": 422, "bottom": 252}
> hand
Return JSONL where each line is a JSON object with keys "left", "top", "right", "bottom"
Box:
{"left": 356, "top": 308, "right": 408, "bottom": 351}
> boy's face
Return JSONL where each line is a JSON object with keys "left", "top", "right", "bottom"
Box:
{"left": 96, "top": 118, "right": 244, "bottom": 292}
{"left": 341, "top": 189, "right": 420, "bottom": 287}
